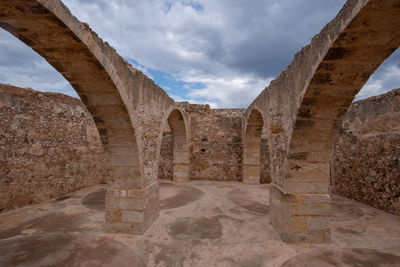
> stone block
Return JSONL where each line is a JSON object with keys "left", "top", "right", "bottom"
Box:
{"left": 107, "top": 197, "right": 146, "bottom": 211}
{"left": 112, "top": 166, "right": 142, "bottom": 179}
{"left": 104, "top": 222, "right": 134, "bottom": 234}
{"left": 283, "top": 181, "right": 329, "bottom": 194}
{"left": 127, "top": 188, "right": 150, "bottom": 199}
{"left": 110, "top": 155, "right": 138, "bottom": 167}
{"left": 121, "top": 210, "right": 144, "bottom": 223}
{"left": 302, "top": 194, "right": 331, "bottom": 204}
{"left": 243, "top": 164, "right": 260, "bottom": 184}
{"left": 105, "top": 181, "right": 159, "bottom": 235}
{"left": 287, "top": 164, "right": 330, "bottom": 183}
{"left": 105, "top": 209, "right": 122, "bottom": 221}
{"left": 270, "top": 183, "right": 331, "bottom": 243}
{"left": 307, "top": 216, "right": 330, "bottom": 231}
{"left": 106, "top": 188, "right": 122, "bottom": 198}
{"left": 111, "top": 176, "right": 143, "bottom": 189}
{"left": 173, "top": 164, "right": 189, "bottom": 173}
{"left": 281, "top": 229, "right": 331, "bottom": 243}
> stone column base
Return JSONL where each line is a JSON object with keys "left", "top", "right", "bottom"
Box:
{"left": 269, "top": 183, "right": 331, "bottom": 243}
{"left": 105, "top": 181, "right": 159, "bottom": 235}
{"left": 242, "top": 164, "right": 260, "bottom": 184}
{"left": 173, "top": 163, "right": 189, "bottom": 183}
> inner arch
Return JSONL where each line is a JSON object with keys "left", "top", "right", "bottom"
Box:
{"left": 167, "top": 109, "right": 190, "bottom": 183}
{"left": 243, "top": 109, "right": 264, "bottom": 184}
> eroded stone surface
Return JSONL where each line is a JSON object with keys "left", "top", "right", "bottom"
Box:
{"left": 159, "top": 182, "right": 203, "bottom": 210}
{"left": 332, "top": 89, "right": 400, "bottom": 216}
{"left": 1, "top": 0, "right": 400, "bottom": 243}
{"left": 159, "top": 104, "right": 245, "bottom": 181}
{"left": 82, "top": 188, "right": 106, "bottom": 211}
{"left": 227, "top": 188, "right": 269, "bottom": 215}
{"left": 0, "top": 233, "right": 146, "bottom": 267}
{"left": 244, "top": 0, "right": 400, "bottom": 242}
{"left": 0, "top": 0, "right": 175, "bottom": 234}
{"left": 168, "top": 216, "right": 223, "bottom": 240}
{"left": 282, "top": 248, "right": 400, "bottom": 267}
{"left": 1, "top": 182, "right": 400, "bottom": 266}
{"left": 0, "top": 84, "right": 106, "bottom": 213}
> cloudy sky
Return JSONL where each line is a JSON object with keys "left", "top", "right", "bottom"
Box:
{"left": 1, "top": 0, "right": 399, "bottom": 108}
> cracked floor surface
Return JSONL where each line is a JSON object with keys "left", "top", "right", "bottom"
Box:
{"left": 1, "top": 180, "right": 400, "bottom": 266}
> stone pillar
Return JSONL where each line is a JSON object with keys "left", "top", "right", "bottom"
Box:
{"left": 242, "top": 109, "right": 263, "bottom": 184}
{"left": 270, "top": 159, "right": 331, "bottom": 243}
{"left": 173, "top": 147, "right": 189, "bottom": 183}
{"left": 242, "top": 164, "right": 260, "bottom": 184}
{"left": 170, "top": 111, "right": 190, "bottom": 183}
{"left": 105, "top": 181, "right": 159, "bottom": 235}
{"left": 243, "top": 138, "right": 261, "bottom": 184}
{"left": 104, "top": 138, "right": 159, "bottom": 235}
{"left": 173, "top": 162, "right": 189, "bottom": 183}
{"left": 270, "top": 184, "right": 331, "bottom": 243}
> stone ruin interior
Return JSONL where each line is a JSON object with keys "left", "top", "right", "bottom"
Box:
{"left": 0, "top": 0, "right": 399, "bottom": 266}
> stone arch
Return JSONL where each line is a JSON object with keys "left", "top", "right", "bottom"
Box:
{"left": 0, "top": 0, "right": 158, "bottom": 234}
{"left": 163, "top": 108, "right": 190, "bottom": 183}
{"left": 0, "top": 0, "right": 142, "bottom": 184}
{"left": 242, "top": 108, "right": 264, "bottom": 184}
{"left": 271, "top": 0, "right": 400, "bottom": 243}
{"left": 286, "top": 1, "right": 400, "bottom": 194}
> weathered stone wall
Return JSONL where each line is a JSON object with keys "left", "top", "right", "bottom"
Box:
{"left": 158, "top": 104, "right": 245, "bottom": 181}
{"left": 0, "top": 0, "right": 176, "bottom": 234}
{"left": 0, "top": 84, "right": 107, "bottom": 212}
{"left": 3, "top": 84, "right": 398, "bottom": 218}
{"left": 158, "top": 131, "right": 173, "bottom": 180}
{"left": 332, "top": 89, "right": 400, "bottom": 216}
{"left": 190, "top": 106, "right": 244, "bottom": 181}
{"left": 245, "top": 0, "right": 400, "bottom": 242}
{"left": 260, "top": 137, "right": 271, "bottom": 184}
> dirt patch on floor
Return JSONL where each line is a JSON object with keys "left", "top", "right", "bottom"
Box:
{"left": 169, "top": 216, "right": 222, "bottom": 240}
{"left": 0, "top": 213, "right": 82, "bottom": 240}
{"left": 0, "top": 233, "right": 145, "bottom": 267}
{"left": 81, "top": 188, "right": 106, "bottom": 211}
{"left": 227, "top": 189, "right": 269, "bottom": 215}
{"left": 56, "top": 235, "right": 146, "bottom": 267}
{"left": 159, "top": 182, "right": 204, "bottom": 210}
{"left": 154, "top": 244, "right": 188, "bottom": 267}
{"left": 331, "top": 199, "right": 365, "bottom": 221}
{"left": 0, "top": 233, "right": 74, "bottom": 266}
{"left": 282, "top": 248, "right": 400, "bottom": 267}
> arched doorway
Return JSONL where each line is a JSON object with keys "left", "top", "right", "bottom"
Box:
{"left": 242, "top": 109, "right": 264, "bottom": 184}
{"left": 166, "top": 109, "right": 190, "bottom": 183}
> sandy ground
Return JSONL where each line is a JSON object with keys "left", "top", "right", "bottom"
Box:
{"left": 1, "top": 180, "right": 400, "bottom": 266}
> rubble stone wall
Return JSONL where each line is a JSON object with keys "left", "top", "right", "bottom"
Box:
{"left": 158, "top": 132, "right": 173, "bottom": 180}
{"left": 4, "top": 84, "right": 399, "bottom": 217}
{"left": 0, "top": 84, "right": 107, "bottom": 212}
{"left": 158, "top": 104, "right": 247, "bottom": 181}
{"left": 189, "top": 106, "right": 244, "bottom": 181}
{"left": 332, "top": 89, "right": 400, "bottom": 216}
{"left": 260, "top": 137, "right": 272, "bottom": 184}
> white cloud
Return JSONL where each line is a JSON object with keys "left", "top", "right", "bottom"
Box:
{"left": 61, "top": 0, "right": 347, "bottom": 107}
{"left": 0, "top": 31, "right": 76, "bottom": 97}
{"left": 356, "top": 61, "right": 400, "bottom": 101}
{"left": 169, "top": 94, "right": 218, "bottom": 108}
{"left": 181, "top": 71, "right": 273, "bottom": 107}
{"left": 11, "top": 0, "right": 399, "bottom": 108}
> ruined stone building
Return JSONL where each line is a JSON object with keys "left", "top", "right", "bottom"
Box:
{"left": 0, "top": 0, "right": 400, "bottom": 266}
